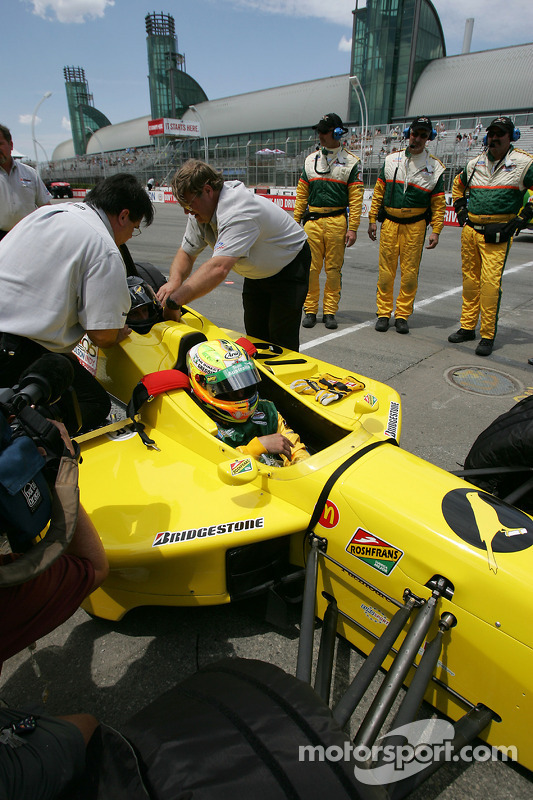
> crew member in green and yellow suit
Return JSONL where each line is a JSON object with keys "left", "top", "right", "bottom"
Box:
{"left": 368, "top": 116, "right": 446, "bottom": 335}
{"left": 294, "top": 113, "right": 363, "bottom": 331}
{"left": 448, "top": 116, "right": 533, "bottom": 357}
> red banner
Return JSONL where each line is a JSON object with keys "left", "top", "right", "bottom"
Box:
{"left": 148, "top": 118, "right": 164, "bottom": 136}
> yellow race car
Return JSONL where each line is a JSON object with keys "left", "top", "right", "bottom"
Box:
{"left": 74, "top": 306, "right": 533, "bottom": 773}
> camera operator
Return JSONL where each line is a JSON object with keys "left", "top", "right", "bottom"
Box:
{"left": 0, "top": 385, "right": 109, "bottom": 797}
{"left": 0, "top": 173, "right": 154, "bottom": 434}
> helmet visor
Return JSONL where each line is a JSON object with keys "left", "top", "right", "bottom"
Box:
{"left": 205, "top": 361, "right": 261, "bottom": 398}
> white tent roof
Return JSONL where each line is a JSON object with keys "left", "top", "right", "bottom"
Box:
{"left": 408, "top": 43, "right": 533, "bottom": 118}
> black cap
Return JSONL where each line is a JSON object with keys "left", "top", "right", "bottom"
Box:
{"left": 487, "top": 116, "right": 514, "bottom": 135}
{"left": 313, "top": 113, "right": 347, "bottom": 134}
{"left": 410, "top": 116, "right": 433, "bottom": 134}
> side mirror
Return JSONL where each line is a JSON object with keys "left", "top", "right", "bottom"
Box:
{"left": 217, "top": 455, "right": 258, "bottom": 485}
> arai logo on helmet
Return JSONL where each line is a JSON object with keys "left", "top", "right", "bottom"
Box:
{"left": 220, "top": 340, "right": 242, "bottom": 362}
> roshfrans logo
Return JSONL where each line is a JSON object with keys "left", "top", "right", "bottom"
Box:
{"left": 230, "top": 458, "right": 253, "bottom": 476}
{"left": 385, "top": 401, "right": 400, "bottom": 439}
{"left": 346, "top": 528, "right": 403, "bottom": 576}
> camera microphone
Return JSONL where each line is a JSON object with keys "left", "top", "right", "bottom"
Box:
{"left": 17, "top": 354, "right": 75, "bottom": 408}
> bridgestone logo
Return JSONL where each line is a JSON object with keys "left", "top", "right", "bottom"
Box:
{"left": 385, "top": 401, "right": 400, "bottom": 438}
{"left": 153, "top": 517, "right": 265, "bottom": 547}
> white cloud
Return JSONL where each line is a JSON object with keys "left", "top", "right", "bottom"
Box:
{"left": 230, "top": 0, "right": 354, "bottom": 27}
{"left": 228, "top": 0, "right": 533, "bottom": 49}
{"left": 62, "top": 116, "right": 71, "bottom": 131}
{"left": 338, "top": 35, "right": 352, "bottom": 52}
{"left": 19, "top": 114, "right": 37, "bottom": 125}
{"left": 430, "top": 1, "right": 533, "bottom": 54}
{"left": 27, "top": 0, "right": 114, "bottom": 24}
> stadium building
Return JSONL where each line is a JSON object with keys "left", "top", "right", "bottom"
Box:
{"left": 49, "top": 4, "right": 533, "bottom": 191}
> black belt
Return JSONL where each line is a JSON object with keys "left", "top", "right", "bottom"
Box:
{"left": 302, "top": 208, "right": 347, "bottom": 223}
{"left": 384, "top": 210, "right": 429, "bottom": 225}
{"left": 466, "top": 220, "right": 486, "bottom": 232}
{"left": 0, "top": 230, "right": 8, "bottom": 241}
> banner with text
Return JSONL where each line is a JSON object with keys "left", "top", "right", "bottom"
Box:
{"left": 148, "top": 118, "right": 201, "bottom": 137}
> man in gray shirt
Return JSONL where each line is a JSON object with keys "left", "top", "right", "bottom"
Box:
{"left": 157, "top": 160, "right": 311, "bottom": 352}
{"left": 0, "top": 124, "right": 51, "bottom": 239}
{"left": 0, "top": 174, "right": 153, "bottom": 432}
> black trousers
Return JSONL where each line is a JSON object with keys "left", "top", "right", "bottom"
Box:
{"left": 0, "top": 335, "right": 110, "bottom": 434}
{"left": 242, "top": 241, "right": 311, "bottom": 352}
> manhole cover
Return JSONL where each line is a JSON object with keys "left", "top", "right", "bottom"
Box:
{"left": 445, "top": 366, "right": 522, "bottom": 396}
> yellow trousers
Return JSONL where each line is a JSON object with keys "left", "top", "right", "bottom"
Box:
{"left": 459, "top": 225, "right": 511, "bottom": 339}
{"left": 376, "top": 218, "right": 427, "bottom": 319}
{"left": 304, "top": 215, "right": 347, "bottom": 315}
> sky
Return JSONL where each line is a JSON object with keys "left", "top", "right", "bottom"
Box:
{"left": 4, "top": 0, "right": 533, "bottom": 161}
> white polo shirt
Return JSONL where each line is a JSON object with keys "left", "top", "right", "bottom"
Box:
{"left": 0, "top": 160, "right": 51, "bottom": 231}
{"left": 0, "top": 203, "right": 130, "bottom": 352}
{"left": 181, "top": 181, "right": 307, "bottom": 279}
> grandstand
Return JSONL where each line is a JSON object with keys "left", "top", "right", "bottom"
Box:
{"left": 43, "top": 117, "right": 533, "bottom": 194}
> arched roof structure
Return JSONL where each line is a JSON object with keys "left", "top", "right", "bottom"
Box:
{"left": 51, "top": 44, "right": 533, "bottom": 162}
{"left": 407, "top": 44, "right": 533, "bottom": 119}
{"left": 52, "top": 74, "right": 351, "bottom": 159}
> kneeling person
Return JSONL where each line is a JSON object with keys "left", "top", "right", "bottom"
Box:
{"left": 187, "top": 339, "right": 309, "bottom": 466}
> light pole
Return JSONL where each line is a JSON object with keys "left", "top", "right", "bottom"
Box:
{"left": 88, "top": 129, "right": 107, "bottom": 176}
{"left": 31, "top": 91, "right": 52, "bottom": 175}
{"left": 188, "top": 105, "right": 209, "bottom": 163}
{"left": 349, "top": 75, "right": 368, "bottom": 167}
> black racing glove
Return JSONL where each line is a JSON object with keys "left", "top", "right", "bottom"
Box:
{"left": 454, "top": 197, "right": 468, "bottom": 227}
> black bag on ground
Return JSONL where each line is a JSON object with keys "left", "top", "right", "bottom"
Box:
{"left": 79, "top": 658, "right": 383, "bottom": 800}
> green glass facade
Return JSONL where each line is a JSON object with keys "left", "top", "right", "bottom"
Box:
{"left": 145, "top": 12, "right": 207, "bottom": 120}
{"left": 63, "top": 66, "right": 111, "bottom": 156}
{"left": 350, "top": 0, "right": 445, "bottom": 126}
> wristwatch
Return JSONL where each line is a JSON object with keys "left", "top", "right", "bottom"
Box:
{"left": 165, "top": 298, "right": 181, "bottom": 311}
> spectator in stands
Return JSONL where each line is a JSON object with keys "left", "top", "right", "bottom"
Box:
{"left": 368, "top": 116, "right": 446, "bottom": 335}
{"left": 158, "top": 159, "right": 310, "bottom": 352}
{"left": 0, "top": 124, "right": 50, "bottom": 241}
{"left": 293, "top": 113, "right": 364, "bottom": 331}
{"left": 448, "top": 116, "right": 533, "bottom": 356}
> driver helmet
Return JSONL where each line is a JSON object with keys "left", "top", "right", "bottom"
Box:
{"left": 126, "top": 277, "right": 163, "bottom": 334}
{"left": 187, "top": 338, "right": 261, "bottom": 424}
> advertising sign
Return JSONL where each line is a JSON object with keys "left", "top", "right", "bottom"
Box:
{"left": 148, "top": 118, "right": 201, "bottom": 137}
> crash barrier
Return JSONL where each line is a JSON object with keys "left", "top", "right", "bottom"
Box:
{"left": 71, "top": 187, "right": 460, "bottom": 225}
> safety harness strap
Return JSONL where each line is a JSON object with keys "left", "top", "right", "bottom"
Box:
{"left": 126, "top": 370, "right": 190, "bottom": 419}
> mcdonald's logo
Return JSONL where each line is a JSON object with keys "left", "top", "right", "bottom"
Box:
{"left": 319, "top": 501, "right": 340, "bottom": 529}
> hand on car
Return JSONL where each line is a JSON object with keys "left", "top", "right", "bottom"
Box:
{"left": 258, "top": 434, "right": 293, "bottom": 459}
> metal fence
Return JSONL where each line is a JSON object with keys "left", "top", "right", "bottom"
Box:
{"left": 40, "top": 115, "right": 533, "bottom": 194}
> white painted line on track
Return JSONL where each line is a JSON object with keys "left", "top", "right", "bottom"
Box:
{"left": 300, "top": 259, "right": 533, "bottom": 352}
